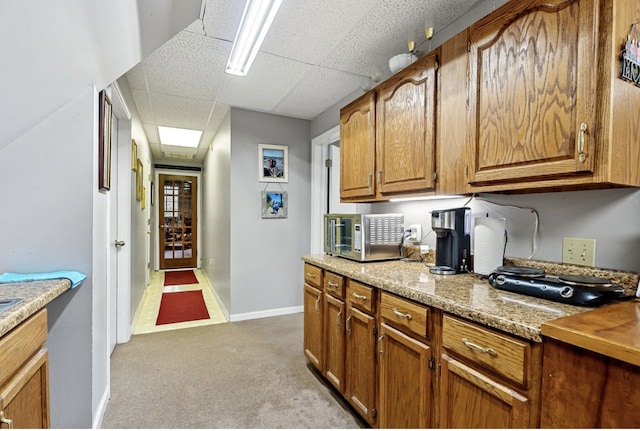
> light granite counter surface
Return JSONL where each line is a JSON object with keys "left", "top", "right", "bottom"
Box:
{"left": 301, "top": 254, "right": 622, "bottom": 343}
{"left": 0, "top": 279, "right": 71, "bottom": 337}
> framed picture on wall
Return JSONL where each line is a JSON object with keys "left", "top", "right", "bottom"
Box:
{"left": 261, "top": 191, "right": 288, "bottom": 218}
{"left": 98, "top": 90, "right": 112, "bottom": 191}
{"left": 136, "top": 159, "right": 143, "bottom": 201}
{"left": 258, "top": 144, "right": 288, "bottom": 183}
{"left": 131, "top": 139, "right": 137, "bottom": 171}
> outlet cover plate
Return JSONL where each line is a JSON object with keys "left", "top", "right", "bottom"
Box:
{"left": 562, "top": 237, "right": 596, "bottom": 267}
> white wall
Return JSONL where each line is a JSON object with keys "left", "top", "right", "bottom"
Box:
{"left": 202, "top": 113, "right": 232, "bottom": 316}
{"left": 0, "top": 87, "right": 96, "bottom": 427}
{"left": 229, "top": 109, "right": 311, "bottom": 319}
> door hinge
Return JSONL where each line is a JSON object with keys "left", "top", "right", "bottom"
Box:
{"left": 428, "top": 356, "right": 434, "bottom": 370}
{"left": 468, "top": 41, "right": 471, "bottom": 52}
{"left": 433, "top": 171, "right": 438, "bottom": 182}
{"left": 325, "top": 158, "right": 333, "bottom": 168}
{"left": 373, "top": 325, "right": 378, "bottom": 337}
{"left": 465, "top": 165, "right": 469, "bottom": 178}
{"left": 372, "top": 408, "right": 377, "bottom": 419}
{"left": 438, "top": 362, "right": 442, "bottom": 376}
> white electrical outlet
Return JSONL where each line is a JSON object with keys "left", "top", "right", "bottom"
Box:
{"left": 562, "top": 237, "right": 596, "bottom": 267}
{"left": 409, "top": 224, "right": 422, "bottom": 242}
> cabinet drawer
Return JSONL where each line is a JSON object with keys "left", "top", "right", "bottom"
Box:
{"left": 324, "top": 272, "right": 345, "bottom": 299}
{"left": 442, "top": 314, "right": 530, "bottom": 387}
{"left": 0, "top": 309, "right": 47, "bottom": 386}
{"left": 304, "top": 263, "right": 323, "bottom": 288}
{"left": 347, "top": 280, "right": 376, "bottom": 314}
{"left": 380, "top": 292, "right": 431, "bottom": 339}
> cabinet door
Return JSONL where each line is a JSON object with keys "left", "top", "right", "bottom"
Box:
{"left": 439, "top": 354, "right": 531, "bottom": 428}
{"left": 345, "top": 306, "right": 377, "bottom": 425}
{"left": 340, "top": 92, "right": 376, "bottom": 200}
{"left": 467, "top": 0, "right": 598, "bottom": 185}
{"left": 303, "top": 283, "right": 324, "bottom": 372}
{"left": 379, "top": 323, "right": 432, "bottom": 428}
{"left": 376, "top": 53, "right": 437, "bottom": 195}
{"left": 324, "top": 293, "right": 345, "bottom": 393}
{"left": 0, "top": 348, "right": 50, "bottom": 429}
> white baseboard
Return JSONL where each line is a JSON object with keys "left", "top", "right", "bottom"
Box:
{"left": 92, "top": 384, "right": 110, "bottom": 429}
{"left": 230, "top": 305, "right": 303, "bottom": 322}
{"left": 129, "top": 287, "right": 149, "bottom": 335}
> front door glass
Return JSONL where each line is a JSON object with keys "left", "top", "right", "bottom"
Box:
{"left": 160, "top": 174, "right": 197, "bottom": 269}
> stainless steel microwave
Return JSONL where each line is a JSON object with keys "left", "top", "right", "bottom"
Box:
{"left": 324, "top": 213, "right": 404, "bottom": 262}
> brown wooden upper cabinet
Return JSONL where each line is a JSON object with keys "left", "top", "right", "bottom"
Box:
{"left": 466, "top": 0, "right": 640, "bottom": 192}
{"left": 340, "top": 53, "right": 438, "bottom": 201}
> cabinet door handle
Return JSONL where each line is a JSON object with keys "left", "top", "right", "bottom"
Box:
{"left": 378, "top": 335, "right": 385, "bottom": 356}
{"left": 315, "top": 294, "right": 321, "bottom": 313}
{"left": 577, "top": 122, "right": 588, "bottom": 163}
{"left": 461, "top": 338, "right": 497, "bottom": 356}
{"left": 0, "top": 411, "right": 13, "bottom": 429}
{"left": 351, "top": 292, "right": 367, "bottom": 301}
{"left": 337, "top": 308, "right": 343, "bottom": 328}
{"left": 346, "top": 315, "right": 352, "bottom": 335}
{"left": 392, "top": 308, "right": 413, "bottom": 320}
{"left": 367, "top": 174, "right": 372, "bottom": 187}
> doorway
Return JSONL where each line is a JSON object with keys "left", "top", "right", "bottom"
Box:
{"left": 159, "top": 174, "right": 198, "bottom": 269}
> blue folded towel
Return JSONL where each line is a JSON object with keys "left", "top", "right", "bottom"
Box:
{"left": 0, "top": 271, "right": 87, "bottom": 289}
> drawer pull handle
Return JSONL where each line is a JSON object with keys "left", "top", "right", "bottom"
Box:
{"left": 351, "top": 292, "right": 368, "bottom": 301}
{"left": 306, "top": 273, "right": 317, "bottom": 279}
{"left": 315, "top": 294, "right": 321, "bottom": 313}
{"left": 0, "top": 411, "right": 13, "bottom": 429}
{"left": 327, "top": 281, "right": 339, "bottom": 288}
{"left": 461, "top": 338, "right": 497, "bottom": 356}
{"left": 392, "top": 308, "right": 413, "bottom": 320}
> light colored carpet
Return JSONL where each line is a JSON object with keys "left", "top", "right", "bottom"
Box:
{"left": 101, "top": 312, "right": 366, "bottom": 429}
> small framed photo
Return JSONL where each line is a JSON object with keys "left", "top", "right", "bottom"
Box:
{"left": 258, "top": 144, "right": 288, "bottom": 183}
{"left": 261, "top": 191, "right": 288, "bottom": 218}
{"left": 131, "top": 139, "right": 138, "bottom": 171}
{"left": 98, "top": 90, "right": 112, "bottom": 191}
{"left": 136, "top": 159, "right": 143, "bottom": 201}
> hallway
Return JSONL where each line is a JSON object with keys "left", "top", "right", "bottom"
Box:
{"left": 132, "top": 268, "right": 227, "bottom": 335}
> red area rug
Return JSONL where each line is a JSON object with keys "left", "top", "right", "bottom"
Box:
{"left": 156, "top": 290, "right": 210, "bottom": 325}
{"left": 164, "top": 269, "right": 199, "bottom": 286}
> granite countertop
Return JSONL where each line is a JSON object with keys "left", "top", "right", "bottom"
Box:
{"left": 301, "top": 254, "right": 639, "bottom": 343}
{"left": 0, "top": 279, "right": 71, "bottom": 337}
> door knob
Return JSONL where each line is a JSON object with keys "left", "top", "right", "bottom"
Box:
{"left": 114, "top": 240, "right": 126, "bottom": 247}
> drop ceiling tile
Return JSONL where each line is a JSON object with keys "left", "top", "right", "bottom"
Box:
{"left": 320, "top": 0, "right": 482, "bottom": 76}
{"left": 217, "top": 52, "right": 314, "bottom": 112}
{"left": 140, "top": 31, "right": 230, "bottom": 100}
{"left": 143, "top": 123, "right": 161, "bottom": 144}
{"left": 261, "top": 0, "right": 378, "bottom": 65}
{"left": 204, "top": 103, "right": 230, "bottom": 134}
{"left": 200, "top": 0, "right": 245, "bottom": 41}
{"left": 125, "top": 63, "right": 147, "bottom": 90}
{"left": 131, "top": 89, "right": 154, "bottom": 123}
{"left": 149, "top": 92, "right": 214, "bottom": 130}
{"left": 274, "top": 67, "right": 363, "bottom": 119}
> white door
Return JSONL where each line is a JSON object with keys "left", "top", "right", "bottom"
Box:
{"left": 108, "top": 115, "right": 119, "bottom": 354}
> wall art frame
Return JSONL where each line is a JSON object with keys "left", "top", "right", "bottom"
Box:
{"left": 131, "top": 139, "right": 138, "bottom": 171}
{"left": 136, "top": 158, "right": 143, "bottom": 201}
{"left": 261, "top": 190, "right": 288, "bottom": 218}
{"left": 98, "top": 90, "right": 112, "bottom": 191}
{"left": 258, "top": 144, "right": 288, "bottom": 183}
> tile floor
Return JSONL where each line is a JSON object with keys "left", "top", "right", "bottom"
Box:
{"left": 133, "top": 268, "right": 227, "bottom": 335}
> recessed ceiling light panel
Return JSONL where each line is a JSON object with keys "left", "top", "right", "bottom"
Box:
{"left": 158, "top": 126, "right": 203, "bottom": 148}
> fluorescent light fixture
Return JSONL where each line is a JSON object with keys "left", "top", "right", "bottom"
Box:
{"left": 158, "top": 126, "right": 203, "bottom": 148}
{"left": 225, "top": 0, "right": 283, "bottom": 76}
{"left": 389, "top": 195, "right": 467, "bottom": 202}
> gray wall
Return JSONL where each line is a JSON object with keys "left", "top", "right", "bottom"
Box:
{"left": 0, "top": 88, "right": 95, "bottom": 427}
{"left": 202, "top": 112, "right": 232, "bottom": 315}
{"left": 229, "top": 109, "right": 311, "bottom": 318}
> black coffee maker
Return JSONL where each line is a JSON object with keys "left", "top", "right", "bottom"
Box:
{"left": 429, "top": 207, "right": 471, "bottom": 274}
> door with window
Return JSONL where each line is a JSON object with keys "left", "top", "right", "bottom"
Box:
{"left": 159, "top": 174, "right": 197, "bottom": 269}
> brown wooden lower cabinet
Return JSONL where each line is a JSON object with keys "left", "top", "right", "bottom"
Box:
{"left": 0, "top": 309, "right": 50, "bottom": 429}
{"left": 303, "top": 283, "right": 324, "bottom": 372}
{"left": 345, "top": 305, "right": 377, "bottom": 425}
{"left": 379, "top": 323, "right": 432, "bottom": 428}
{"left": 439, "top": 354, "right": 531, "bottom": 428}
{"left": 324, "top": 292, "right": 345, "bottom": 393}
{"left": 541, "top": 337, "right": 640, "bottom": 428}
